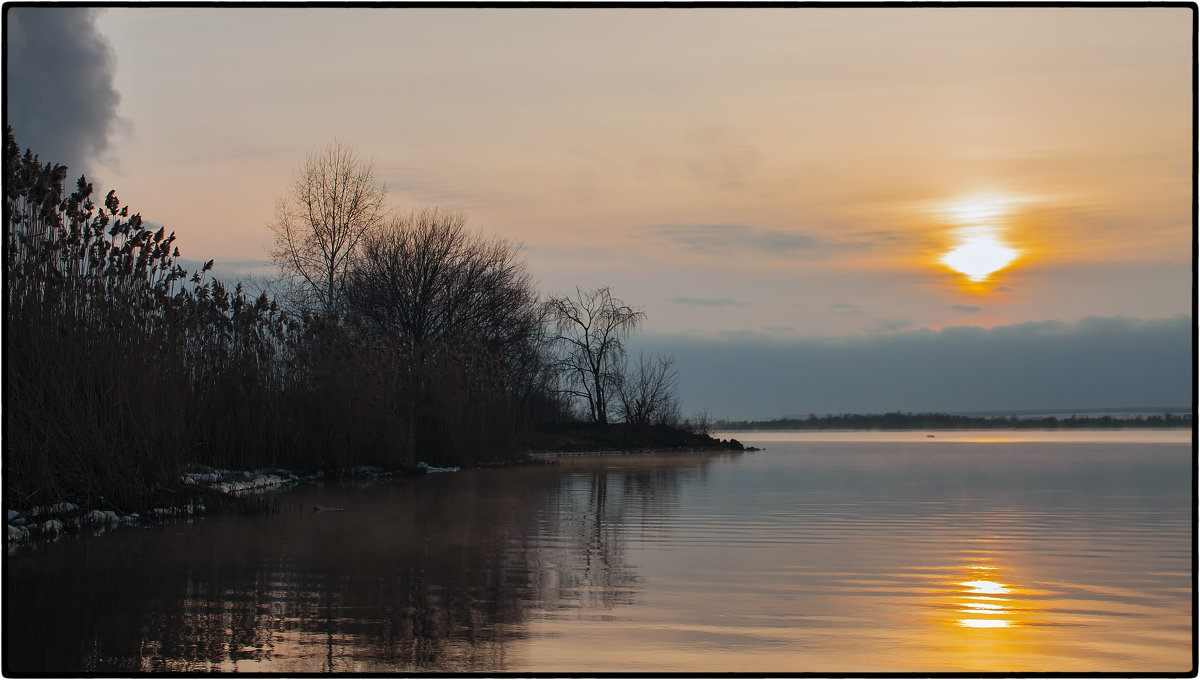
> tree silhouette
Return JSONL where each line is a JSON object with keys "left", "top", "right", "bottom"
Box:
{"left": 616, "top": 353, "right": 680, "bottom": 426}
{"left": 546, "top": 287, "right": 644, "bottom": 425}
{"left": 269, "top": 140, "right": 387, "bottom": 315}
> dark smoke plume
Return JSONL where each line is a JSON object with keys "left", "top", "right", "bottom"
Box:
{"left": 6, "top": 7, "right": 120, "bottom": 173}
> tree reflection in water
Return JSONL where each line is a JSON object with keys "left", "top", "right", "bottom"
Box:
{"left": 5, "top": 451, "right": 735, "bottom": 673}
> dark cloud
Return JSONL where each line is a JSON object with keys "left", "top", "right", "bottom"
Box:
{"left": 951, "top": 305, "right": 982, "bottom": 313}
{"left": 631, "top": 315, "right": 1193, "bottom": 419}
{"left": 6, "top": 7, "right": 120, "bottom": 173}
{"left": 643, "top": 223, "right": 823, "bottom": 256}
{"left": 671, "top": 297, "right": 746, "bottom": 307}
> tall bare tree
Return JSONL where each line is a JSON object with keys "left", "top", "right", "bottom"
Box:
{"left": 269, "top": 140, "right": 387, "bottom": 315}
{"left": 546, "top": 287, "right": 645, "bottom": 425}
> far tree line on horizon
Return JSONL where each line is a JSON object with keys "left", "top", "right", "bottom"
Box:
{"left": 4, "top": 133, "right": 701, "bottom": 510}
{"left": 717, "top": 411, "right": 1193, "bottom": 431}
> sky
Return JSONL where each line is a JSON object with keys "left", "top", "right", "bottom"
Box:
{"left": 6, "top": 6, "right": 1194, "bottom": 418}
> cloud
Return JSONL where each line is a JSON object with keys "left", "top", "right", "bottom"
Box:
{"left": 642, "top": 223, "right": 824, "bottom": 256}
{"left": 684, "top": 127, "right": 762, "bottom": 188}
{"left": 951, "top": 305, "right": 982, "bottom": 313}
{"left": 631, "top": 315, "right": 1193, "bottom": 419}
{"left": 830, "top": 302, "right": 858, "bottom": 312}
{"left": 6, "top": 7, "right": 121, "bottom": 174}
{"left": 671, "top": 297, "right": 747, "bottom": 307}
{"left": 867, "top": 318, "right": 912, "bottom": 333}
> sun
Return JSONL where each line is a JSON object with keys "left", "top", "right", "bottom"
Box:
{"left": 937, "top": 194, "right": 1024, "bottom": 284}
{"left": 940, "top": 230, "right": 1019, "bottom": 282}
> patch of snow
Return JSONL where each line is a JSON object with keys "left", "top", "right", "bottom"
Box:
{"left": 418, "top": 461, "right": 460, "bottom": 473}
{"left": 7, "top": 524, "right": 29, "bottom": 543}
{"left": 85, "top": 510, "right": 120, "bottom": 527}
{"left": 211, "top": 473, "right": 291, "bottom": 494}
{"left": 7, "top": 510, "right": 19, "bottom": 522}
{"left": 48, "top": 502, "right": 78, "bottom": 515}
{"left": 40, "top": 519, "right": 63, "bottom": 534}
{"left": 182, "top": 471, "right": 223, "bottom": 485}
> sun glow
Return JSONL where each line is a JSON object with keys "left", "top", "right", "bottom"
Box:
{"left": 960, "top": 580, "right": 1012, "bottom": 595}
{"left": 952, "top": 566, "right": 1021, "bottom": 630}
{"left": 941, "top": 233, "right": 1019, "bottom": 282}
{"left": 937, "top": 194, "right": 1024, "bottom": 284}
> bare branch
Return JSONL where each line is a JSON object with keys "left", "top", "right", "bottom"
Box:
{"left": 545, "top": 287, "right": 644, "bottom": 425}
{"left": 268, "top": 140, "right": 387, "bottom": 315}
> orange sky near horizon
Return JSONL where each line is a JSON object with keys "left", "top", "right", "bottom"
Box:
{"left": 70, "top": 6, "right": 1195, "bottom": 337}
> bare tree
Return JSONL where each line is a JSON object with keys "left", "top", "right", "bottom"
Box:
{"left": 344, "top": 208, "right": 540, "bottom": 353}
{"left": 269, "top": 140, "right": 387, "bottom": 315}
{"left": 616, "top": 353, "right": 681, "bottom": 426}
{"left": 683, "top": 410, "right": 713, "bottom": 436}
{"left": 546, "top": 287, "right": 645, "bottom": 425}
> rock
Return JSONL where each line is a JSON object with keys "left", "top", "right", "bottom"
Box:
{"left": 48, "top": 502, "right": 78, "bottom": 515}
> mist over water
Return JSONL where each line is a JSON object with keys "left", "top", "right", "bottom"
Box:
{"left": 5, "top": 436, "right": 1192, "bottom": 673}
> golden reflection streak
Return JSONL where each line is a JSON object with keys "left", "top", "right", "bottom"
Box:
{"left": 952, "top": 565, "right": 1023, "bottom": 630}
{"left": 961, "top": 580, "right": 1011, "bottom": 595}
{"left": 960, "top": 619, "right": 1012, "bottom": 629}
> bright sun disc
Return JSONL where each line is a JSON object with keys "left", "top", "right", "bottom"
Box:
{"left": 937, "top": 194, "right": 1024, "bottom": 283}
{"left": 940, "top": 231, "right": 1019, "bottom": 282}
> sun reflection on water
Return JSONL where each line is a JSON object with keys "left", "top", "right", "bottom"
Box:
{"left": 954, "top": 566, "right": 1019, "bottom": 629}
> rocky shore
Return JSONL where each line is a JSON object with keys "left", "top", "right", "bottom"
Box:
{"left": 526, "top": 422, "right": 747, "bottom": 454}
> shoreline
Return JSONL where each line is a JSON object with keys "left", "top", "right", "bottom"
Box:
{"left": 5, "top": 430, "right": 743, "bottom": 553}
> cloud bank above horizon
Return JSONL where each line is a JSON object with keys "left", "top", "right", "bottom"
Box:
{"left": 633, "top": 314, "right": 1193, "bottom": 419}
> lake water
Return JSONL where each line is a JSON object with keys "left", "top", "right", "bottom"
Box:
{"left": 5, "top": 431, "right": 1193, "bottom": 673}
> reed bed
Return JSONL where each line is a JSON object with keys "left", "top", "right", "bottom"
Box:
{"left": 5, "top": 130, "right": 533, "bottom": 511}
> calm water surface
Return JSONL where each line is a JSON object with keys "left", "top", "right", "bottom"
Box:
{"left": 5, "top": 431, "right": 1193, "bottom": 673}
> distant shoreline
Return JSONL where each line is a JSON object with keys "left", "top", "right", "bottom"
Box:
{"left": 716, "top": 412, "right": 1192, "bottom": 431}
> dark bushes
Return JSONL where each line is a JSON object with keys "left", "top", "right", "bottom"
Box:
{"left": 4, "top": 130, "right": 530, "bottom": 510}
